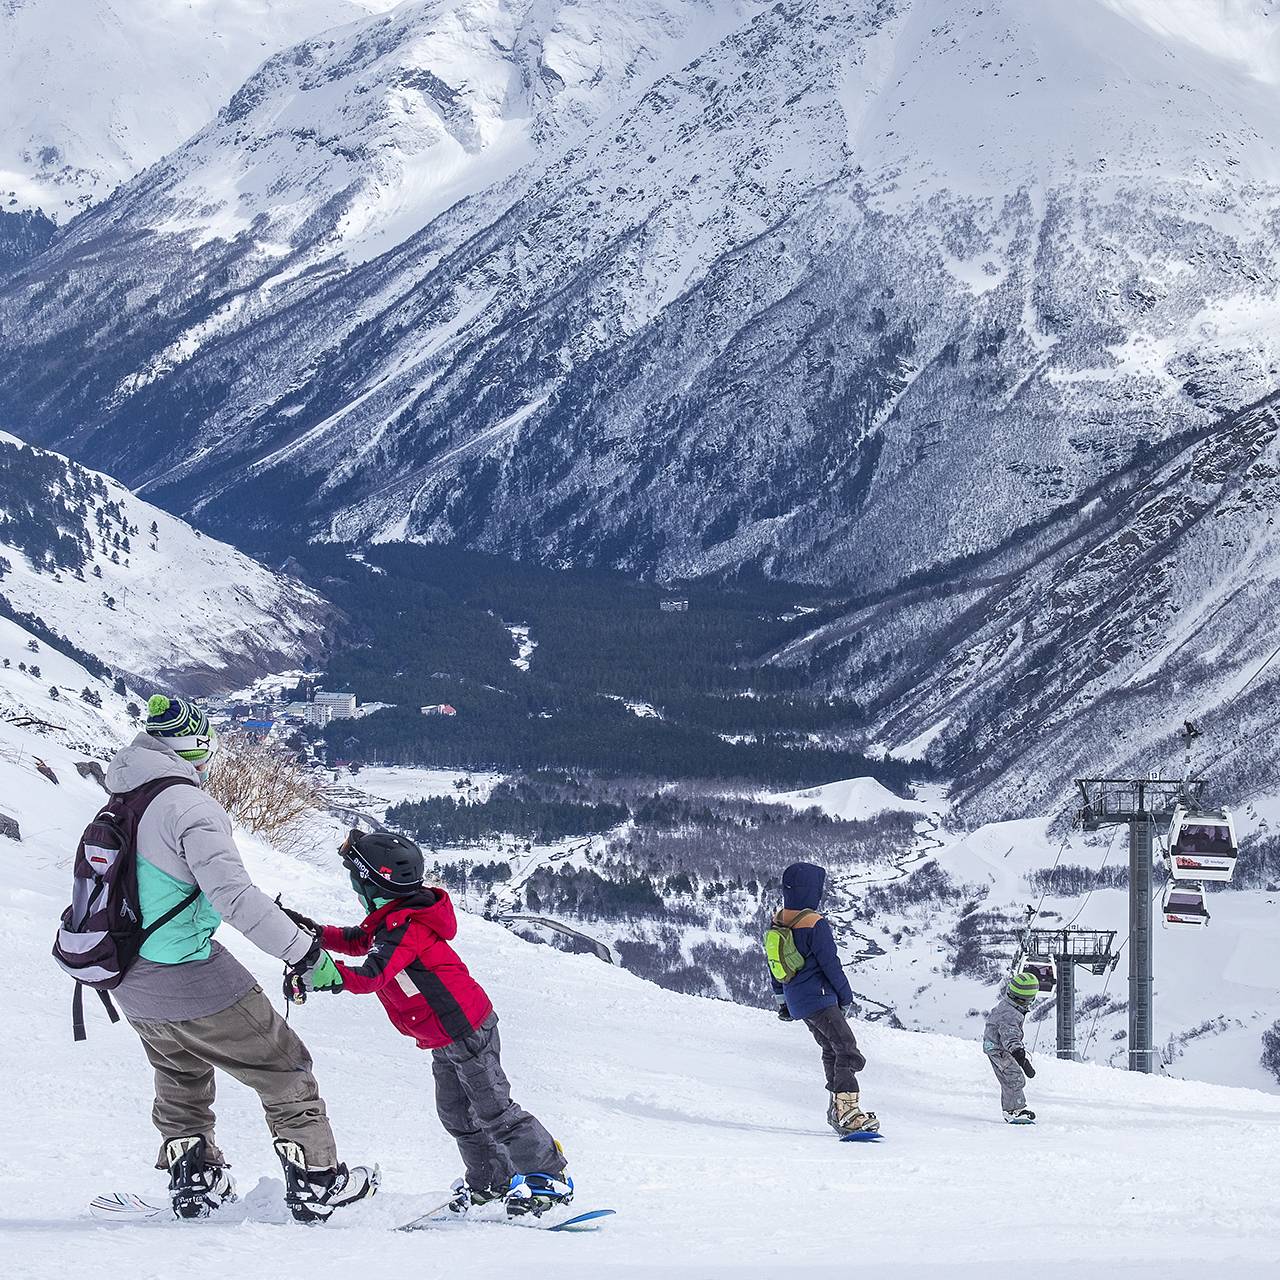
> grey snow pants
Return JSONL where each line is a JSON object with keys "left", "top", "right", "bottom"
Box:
{"left": 432, "top": 1011, "right": 564, "bottom": 1191}
{"left": 805, "top": 1004, "right": 866, "bottom": 1094}
{"left": 128, "top": 984, "right": 338, "bottom": 1169}
{"left": 986, "top": 1049, "right": 1027, "bottom": 1112}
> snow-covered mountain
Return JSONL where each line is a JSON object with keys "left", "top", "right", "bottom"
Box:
{"left": 5, "top": 0, "right": 1280, "bottom": 811}
{"left": 0, "top": 431, "right": 329, "bottom": 689}
{"left": 0, "top": 0, "right": 401, "bottom": 221}
{"left": 3, "top": 714, "right": 1280, "bottom": 1275}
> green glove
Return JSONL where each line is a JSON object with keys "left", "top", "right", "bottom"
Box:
{"left": 304, "top": 950, "right": 345, "bottom": 992}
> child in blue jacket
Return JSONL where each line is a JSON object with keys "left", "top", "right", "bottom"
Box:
{"left": 770, "top": 862, "right": 878, "bottom": 1134}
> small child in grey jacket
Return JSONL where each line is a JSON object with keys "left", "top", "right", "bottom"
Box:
{"left": 983, "top": 971, "right": 1039, "bottom": 1123}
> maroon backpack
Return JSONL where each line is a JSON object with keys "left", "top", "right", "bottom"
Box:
{"left": 53, "top": 776, "right": 199, "bottom": 1040}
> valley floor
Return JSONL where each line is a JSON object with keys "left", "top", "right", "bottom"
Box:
{"left": 4, "top": 812, "right": 1279, "bottom": 1279}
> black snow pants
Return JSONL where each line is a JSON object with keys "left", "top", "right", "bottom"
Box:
{"left": 431, "top": 1012, "right": 565, "bottom": 1192}
{"left": 804, "top": 1004, "right": 866, "bottom": 1094}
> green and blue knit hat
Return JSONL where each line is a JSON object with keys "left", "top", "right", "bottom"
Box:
{"left": 146, "top": 694, "right": 218, "bottom": 767}
{"left": 1007, "top": 970, "right": 1041, "bottom": 1002}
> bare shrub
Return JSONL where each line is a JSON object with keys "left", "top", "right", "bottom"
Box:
{"left": 206, "top": 733, "right": 324, "bottom": 854}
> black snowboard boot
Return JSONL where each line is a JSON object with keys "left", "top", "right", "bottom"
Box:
{"left": 274, "top": 1139, "right": 379, "bottom": 1223}
{"left": 164, "top": 1136, "right": 236, "bottom": 1220}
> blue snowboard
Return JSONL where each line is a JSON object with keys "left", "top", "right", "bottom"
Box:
{"left": 839, "top": 1130, "right": 884, "bottom": 1142}
{"left": 398, "top": 1202, "right": 615, "bottom": 1232}
{"left": 549, "top": 1208, "right": 617, "bottom": 1232}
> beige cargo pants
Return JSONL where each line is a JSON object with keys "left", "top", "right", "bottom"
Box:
{"left": 128, "top": 985, "right": 338, "bottom": 1169}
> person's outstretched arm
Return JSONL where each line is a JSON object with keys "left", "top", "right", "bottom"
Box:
{"left": 172, "top": 793, "right": 312, "bottom": 964}
{"left": 319, "top": 924, "right": 374, "bottom": 957}
{"left": 332, "top": 923, "right": 418, "bottom": 994}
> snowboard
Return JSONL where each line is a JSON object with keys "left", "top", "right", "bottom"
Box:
{"left": 1004, "top": 1116, "right": 1036, "bottom": 1126}
{"left": 397, "top": 1200, "right": 616, "bottom": 1233}
{"left": 89, "top": 1193, "right": 177, "bottom": 1222}
{"left": 839, "top": 1130, "right": 884, "bottom": 1143}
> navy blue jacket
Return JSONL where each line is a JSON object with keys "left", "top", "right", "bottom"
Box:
{"left": 770, "top": 862, "right": 853, "bottom": 1019}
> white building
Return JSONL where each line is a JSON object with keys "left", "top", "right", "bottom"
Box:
{"left": 300, "top": 702, "right": 332, "bottom": 727}
{"left": 313, "top": 691, "right": 357, "bottom": 719}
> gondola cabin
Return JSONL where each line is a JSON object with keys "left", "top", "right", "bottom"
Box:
{"left": 1162, "top": 880, "right": 1210, "bottom": 929}
{"left": 1025, "top": 959, "right": 1056, "bottom": 995}
{"left": 1168, "top": 806, "right": 1238, "bottom": 883}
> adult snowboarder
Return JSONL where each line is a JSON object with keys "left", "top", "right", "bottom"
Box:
{"left": 983, "top": 971, "right": 1039, "bottom": 1123}
{"left": 104, "top": 695, "right": 377, "bottom": 1220}
{"left": 766, "top": 861, "right": 878, "bottom": 1135}
{"left": 280, "top": 829, "right": 573, "bottom": 1219}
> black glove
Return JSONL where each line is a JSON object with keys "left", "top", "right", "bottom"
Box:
{"left": 777, "top": 1002, "right": 794, "bottom": 1022}
{"left": 276, "top": 896, "right": 322, "bottom": 937}
{"left": 1012, "top": 1048, "right": 1035, "bottom": 1079}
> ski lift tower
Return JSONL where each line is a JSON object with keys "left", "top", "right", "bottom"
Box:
{"left": 1025, "top": 927, "right": 1118, "bottom": 1061}
{"left": 1075, "top": 775, "right": 1205, "bottom": 1072}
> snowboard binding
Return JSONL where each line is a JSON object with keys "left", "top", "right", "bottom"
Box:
{"left": 164, "top": 1136, "right": 236, "bottom": 1220}
{"left": 505, "top": 1172, "right": 574, "bottom": 1218}
{"left": 274, "top": 1138, "right": 380, "bottom": 1223}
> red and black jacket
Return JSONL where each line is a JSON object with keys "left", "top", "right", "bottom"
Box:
{"left": 321, "top": 889, "right": 493, "bottom": 1049}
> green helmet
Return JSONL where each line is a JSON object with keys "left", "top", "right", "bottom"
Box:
{"left": 1007, "top": 970, "right": 1041, "bottom": 1002}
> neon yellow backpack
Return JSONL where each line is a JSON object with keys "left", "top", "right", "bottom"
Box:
{"left": 764, "top": 910, "right": 819, "bottom": 983}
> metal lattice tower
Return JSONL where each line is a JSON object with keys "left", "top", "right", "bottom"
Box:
{"left": 1025, "top": 927, "right": 1118, "bottom": 1060}
{"left": 1075, "top": 776, "right": 1204, "bottom": 1072}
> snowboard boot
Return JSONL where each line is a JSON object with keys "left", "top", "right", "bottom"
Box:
{"left": 505, "top": 1172, "right": 574, "bottom": 1219}
{"left": 447, "top": 1176, "right": 508, "bottom": 1216}
{"left": 1003, "top": 1108, "right": 1036, "bottom": 1124}
{"left": 832, "top": 1091, "right": 879, "bottom": 1135}
{"left": 273, "top": 1139, "right": 380, "bottom": 1223}
{"left": 164, "top": 1136, "right": 236, "bottom": 1220}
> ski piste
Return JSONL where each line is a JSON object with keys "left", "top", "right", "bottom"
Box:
{"left": 396, "top": 1200, "right": 616, "bottom": 1233}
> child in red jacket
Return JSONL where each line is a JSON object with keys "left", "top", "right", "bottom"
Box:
{"left": 284, "top": 829, "right": 572, "bottom": 1218}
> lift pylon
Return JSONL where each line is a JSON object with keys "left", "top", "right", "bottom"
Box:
{"left": 1024, "top": 927, "right": 1118, "bottom": 1060}
{"left": 1075, "top": 775, "right": 1205, "bottom": 1072}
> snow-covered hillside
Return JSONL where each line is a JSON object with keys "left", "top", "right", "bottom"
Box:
{"left": 7, "top": 1, "right": 1280, "bottom": 811}
{"left": 3, "top": 719, "right": 1280, "bottom": 1276}
{"left": 0, "top": 432, "right": 329, "bottom": 689}
{"left": 0, "top": 0, "right": 401, "bottom": 220}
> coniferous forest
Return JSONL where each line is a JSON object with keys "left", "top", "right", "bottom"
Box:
{"left": 285, "top": 541, "right": 922, "bottom": 790}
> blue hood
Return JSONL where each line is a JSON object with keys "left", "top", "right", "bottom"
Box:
{"left": 782, "top": 862, "right": 825, "bottom": 911}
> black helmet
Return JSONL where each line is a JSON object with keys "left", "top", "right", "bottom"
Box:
{"left": 340, "top": 829, "right": 424, "bottom": 897}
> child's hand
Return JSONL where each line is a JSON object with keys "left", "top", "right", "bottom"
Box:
{"left": 304, "top": 951, "right": 345, "bottom": 993}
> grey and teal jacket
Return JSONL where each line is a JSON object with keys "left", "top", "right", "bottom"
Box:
{"left": 983, "top": 994, "right": 1028, "bottom": 1056}
{"left": 108, "top": 734, "right": 313, "bottom": 1022}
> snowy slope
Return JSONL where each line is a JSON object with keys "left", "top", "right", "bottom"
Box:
{"left": 0, "top": 431, "right": 329, "bottom": 689}
{"left": 3, "top": 719, "right": 1280, "bottom": 1276}
{"left": 0, "top": 0, "right": 400, "bottom": 220}
{"left": 100, "top": 0, "right": 758, "bottom": 269}
{"left": 6, "top": 0, "right": 1280, "bottom": 553}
